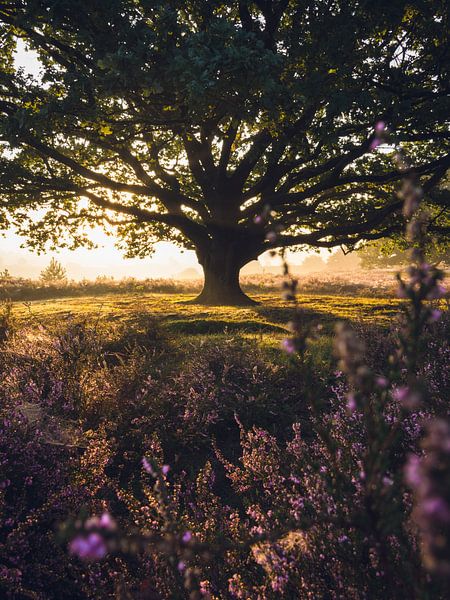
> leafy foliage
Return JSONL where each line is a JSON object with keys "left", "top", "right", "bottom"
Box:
{"left": 359, "top": 237, "right": 450, "bottom": 269}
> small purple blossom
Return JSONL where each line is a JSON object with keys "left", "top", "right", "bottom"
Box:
{"left": 346, "top": 393, "right": 356, "bottom": 412}
{"left": 69, "top": 532, "right": 107, "bottom": 561}
{"left": 393, "top": 386, "right": 410, "bottom": 402}
{"left": 99, "top": 512, "right": 116, "bottom": 530}
{"left": 375, "top": 376, "right": 389, "bottom": 389}
{"left": 85, "top": 512, "right": 116, "bottom": 531}
{"left": 142, "top": 457, "right": 156, "bottom": 476}
{"left": 422, "top": 498, "right": 450, "bottom": 522}
{"left": 281, "top": 338, "right": 296, "bottom": 354}
{"left": 182, "top": 531, "right": 192, "bottom": 543}
{"left": 429, "top": 309, "right": 442, "bottom": 323}
{"left": 375, "top": 121, "right": 386, "bottom": 134}
{"left": 406, "top": 420, "right": 450, "bottom": 574}
{"left": 393, "top": 386, "right": 421, "bottom": 409}
{"left": 405, "top": 454, "right": 421, "bottom": 487}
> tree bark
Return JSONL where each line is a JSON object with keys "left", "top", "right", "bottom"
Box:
{"left": 188, "top": 239, "right": 259, "bottom": 306}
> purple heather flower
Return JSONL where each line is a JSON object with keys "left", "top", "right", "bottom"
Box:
{"left": 85, "top": 513, "right": 115, "bottom": 531}
{"left": 99, "top": 512, "right": 116, "bottom": 530}
{"left": 182, "top": 531, "right": 192, "bottom": 543}
{"left": 403, "top": 188, "right": 422, "bottom": 219}
{"left": 408, "top": 420, "right": 450, "bottom": 574}
{"left": 422, "top": 497, "right": 450, "bottom": 522}
{"left": 375, "top": 376, "right": 389, "bottom": 389}
{"left": 85, "top": 516, "right": 99, "bottom": 530}
{"left": 375, "top": 121, "right": 386, "bottom": 134}
{"left": 161, "top": 464, "right": 170, "bottom": 475}
{"left": 393, "top": 386, "right": 410, "bottom": 402}
{"left": 405, "top": 454, "right": 421, "bottom": 487}
{"left": 370, "top": 138, "right": 381, "bottom": 151}
{"left": 429, "top": 309, "right": 442, "bottom": 323}
{"left": 177, "top": 560, "right": 186, "bottom": 572}
{"left": 69, "top": 532, "right": 107, "bottom": 561}
{"left": 281, "top": 338, "right": 296, "bottom": 354}
{"left": 142, "top": 457, "right": 156, "bottom": 476}
{"left": 346, "top": 393, "right": 357, "bottom": 412}
{"left": 393, "top": 386, "right": 421, "bottom": 409}
{"left": 253, "top": 215, "right": 263, "bottom": 225}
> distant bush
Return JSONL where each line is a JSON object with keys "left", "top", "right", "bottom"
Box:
{"left": 0, "top": 270, "right": 413, "bottom": 302}
{"left": 0, "top": 275, "right": 202, "bottom": 301}
{"left": 40, "top": 258, "right": 68, "bottom": 285}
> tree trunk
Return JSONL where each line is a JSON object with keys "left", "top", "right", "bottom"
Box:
{"left": 189, "top": 240, "right": 258, "bottom": 306}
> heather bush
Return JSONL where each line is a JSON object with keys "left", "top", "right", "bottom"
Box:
{"left": 0, "top": 296, "right": 448, "bottom": 598}
{"left": 0, "top": 412, "right": 104, "bottom": 599}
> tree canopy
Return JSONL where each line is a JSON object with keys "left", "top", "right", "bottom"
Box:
{"left": 0, "top": 0, "right": 449, "bottom": 303}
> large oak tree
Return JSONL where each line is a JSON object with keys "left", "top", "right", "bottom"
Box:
{"left": 0, "top": 0, "right": 449, "bottom": 304}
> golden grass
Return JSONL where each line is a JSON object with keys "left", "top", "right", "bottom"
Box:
{"left": 12, "top": 291, "right": 403, "bottom": 336}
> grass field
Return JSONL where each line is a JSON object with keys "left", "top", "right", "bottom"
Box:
{"left": 11, "top": 291, "right": 404, "bottom": 335}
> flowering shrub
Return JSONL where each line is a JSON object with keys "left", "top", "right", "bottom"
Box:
{"left": 0, "top": 411, "right": 89, "bottom": 598}
{"left": 406, "top": 420, "right": 450, "bottom": 576}
{"left": 0, "top": 297, "right": 448, "bottom": 598}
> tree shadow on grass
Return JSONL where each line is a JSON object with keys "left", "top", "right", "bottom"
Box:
{"left": 163, "top": 318, "right": 287, "bottom": 335}
{"left": 117, "top": 299, "right": 395, "bottom": 339}
{"left": 255, "top": 305, "right": 337, "bottom": 330}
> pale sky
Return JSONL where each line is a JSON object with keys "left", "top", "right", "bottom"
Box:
{"left": 1, "top": 41, "right": 319, "bottom": 280}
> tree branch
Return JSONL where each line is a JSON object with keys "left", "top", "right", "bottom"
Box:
{"left": 81, "top": 190, "right": 210, "bottom": 247}
{"left": 270, "top": 200, "right": 403, "bottom": 248}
